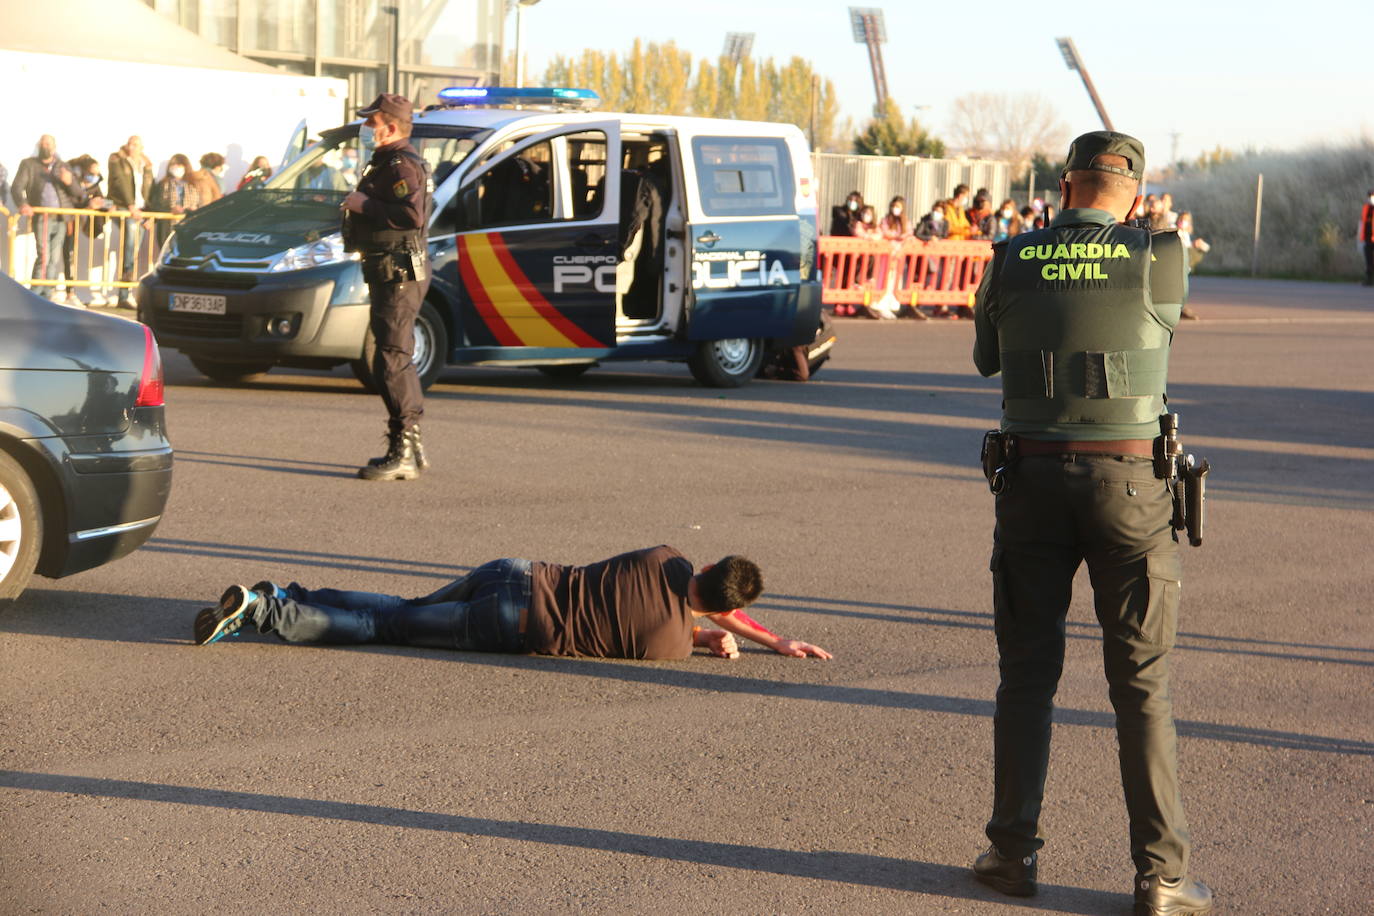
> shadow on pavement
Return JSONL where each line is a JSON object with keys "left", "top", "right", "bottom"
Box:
{"left": 0, "top": 770, "right": 1122, "bottom": 912}
{"left": 173, "top": 450, "right": 359, "bottom": 480}
{"left": 139, "top": 538, "right": 472, "bottom": 581}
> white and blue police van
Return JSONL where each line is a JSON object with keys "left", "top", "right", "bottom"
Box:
{"left": 138, "top": 87, "right": 830, "bottom": 388}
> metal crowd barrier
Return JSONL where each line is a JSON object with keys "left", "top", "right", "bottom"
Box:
{"left": 818, "top": 236, "right": 994, "bottom": 316}
{"left": 3, "top": 206, "right": 183, "bottom": 300}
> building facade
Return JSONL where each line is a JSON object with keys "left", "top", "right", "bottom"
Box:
{"left": 144, "top": 0, "right": 504, "bottom": 108}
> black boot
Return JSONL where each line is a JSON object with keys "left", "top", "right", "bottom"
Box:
{"left": 1134, "top": 875, "right": 1213, "bottom": 915}
{"left": 367, "top": 426, "right": 429, "bottom": 471}
{"left": 972, "top": 845, "right": 1037, "bottom": 897}
{"left": 358, "top": 429, "right": 419, "bottom": 481}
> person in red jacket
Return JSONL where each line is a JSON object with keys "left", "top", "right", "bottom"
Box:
{"left": 1359, "top": 189, "right": 1373, "bottom": 287}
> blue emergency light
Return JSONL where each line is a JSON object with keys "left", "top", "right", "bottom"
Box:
{"left": 436, "top": 87, "right": 600, "bottom": 111}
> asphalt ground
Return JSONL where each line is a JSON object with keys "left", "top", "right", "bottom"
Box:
{"left": 2, "top": 276, "right": 1372, "bottom": 915}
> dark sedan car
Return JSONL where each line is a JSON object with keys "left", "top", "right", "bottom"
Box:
{"left": 0, "top": 275, "right": 173, "bottom": 601}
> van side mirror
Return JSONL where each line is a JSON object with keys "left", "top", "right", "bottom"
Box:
{"left": 456, "top": 185, "right": 480, "bottom": 231}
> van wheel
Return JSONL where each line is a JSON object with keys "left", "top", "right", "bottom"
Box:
{"left": 189, "top": 357, "right": 273, "bottom": 385}
{"left": 0, "top": 451, "right": 42, "bottom": 602}
{"left": 352, "top": 301, "right": 448, "bottom": 392}
{"left": 536, "top": 364, "right": 593, "bottom": 380}
{"left": 688, "top": 338, "right": 762, "bottom": 388}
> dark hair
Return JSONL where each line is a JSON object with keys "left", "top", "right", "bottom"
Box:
{"left": 165, "top": 153, "right": 193, "bottom": 180}
{"left": 694, "top": 556, "right": 763, "bottom": 613}
{"left": 200, "top": 152, "right": 226, "bottom": 169}
{"left": 1066, "top": 154, "right": 1138, "bottom": 202}
{"left": 377, "top": 110, "right": 413, "bottom": 139}
{"left": 953, "top": 183, "right": 970, "bottom": 196}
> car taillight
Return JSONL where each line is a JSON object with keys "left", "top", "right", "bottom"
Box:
{"left": 135, "top": 324, "right": 165, "bottom": 407}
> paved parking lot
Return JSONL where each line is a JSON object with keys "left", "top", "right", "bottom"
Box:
{"left": 2, "top": 276, "right": 1371, "bottom": 914}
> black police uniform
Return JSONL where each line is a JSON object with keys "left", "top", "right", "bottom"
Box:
{"left": 347, "top": 139, "right": 430, "bottom": 435}
{"left": 969, "top": 132, "right": 1211, "bottom": 914}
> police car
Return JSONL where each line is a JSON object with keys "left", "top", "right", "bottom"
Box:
{"left": 138, "top": 87, "right": 829, "bottom": 389}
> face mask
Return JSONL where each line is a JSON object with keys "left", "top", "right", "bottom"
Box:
{"left": 1368, "top": 195, "right": 1374, "bottom": 205}
{"left": 214, "top": 166, "right": 226, "bottom": 177}
{"left": 170, "top": 166, "right": 185, "bottom": 179}
{"left": 930, "top": 211, "right": 943, "bottom": 223}
{"left": 847, "top": 199, "right": 858, "bottom": 211}
{"left": 1001, "top": 208, "right": 1014, "bottom": 218}
{"left": 891, "top": 206, "right": 903, "bottom": 216}
{"left": 359, "top": 125, "right": 376, "bottom": 152}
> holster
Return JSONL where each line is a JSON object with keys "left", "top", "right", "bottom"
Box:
{"left": 361, "top": 251, "right": 417, "bottom": 285}
{"left": 980, "top": 430, "right": 1015, "bottom": 495}
{"left": 1178, "top": 456, "right": 1210, "bottom": 547}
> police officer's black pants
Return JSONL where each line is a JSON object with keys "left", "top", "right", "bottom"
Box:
{"left": 367, "top": 274, "right": 428, "bottom": 433}
{"left": 986, "top": 454, "right": 1190, "bottom": 879}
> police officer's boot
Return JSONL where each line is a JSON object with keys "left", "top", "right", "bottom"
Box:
{"left": 358, "top": 428, "right": 419, "bottom": 481}
{"left": 1133, "top": 875, "right": 1213, "bottom": 916}
{"left": 366, "top": 426, "right": 429, "bottom": 471}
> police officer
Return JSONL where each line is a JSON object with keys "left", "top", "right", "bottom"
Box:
{"left": 342, "top": 93, "right": 432, "bottom": 481}
{"left": 969, "top": 132, "right": 1213, "bottom": 915}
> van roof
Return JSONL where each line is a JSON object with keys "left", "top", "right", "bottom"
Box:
{"left": 408, "top": 106, "right": 806, "bottom": 141}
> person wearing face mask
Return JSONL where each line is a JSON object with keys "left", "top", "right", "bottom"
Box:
{"left": 107, "top": 136, "right": 154, "bottom": 307}
{"left": 990, "top": 199, "right": 1021, "bottom": 242}
{"left": 188, "top": 152, "right": 225, "bottom": 207}
{"left": 915, "top": 200, "right": 948, "bottom": 241}
{"left": 941, "top": 183, "right": 973, "bottom": 240}
{"left": 152, "top": 154, "right": 200, "bottom": 250}
{"left": 1359, "top": 190, "right": 1374, "bottom": 287}
{"left": 880, "top": 195, "right": 912, "bottom": 241}
{"left": 967, "top": 194, "right": 994, "bottom": 240}
{"left": 14, "top": 134, "right": 88, "bottom": 300}
{"left": 830, "top": 190, "right": 864, "bottom": 236}
{"left": 341, "top": 93, "right": 433, "bottom": 481}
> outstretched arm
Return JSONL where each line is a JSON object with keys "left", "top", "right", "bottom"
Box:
{"left": 707, "top": 609, "right": 832, "bottom": 659}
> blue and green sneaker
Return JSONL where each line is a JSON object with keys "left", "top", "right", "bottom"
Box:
{"left": 193, "top": 585, "right": 259, "bottom": 646}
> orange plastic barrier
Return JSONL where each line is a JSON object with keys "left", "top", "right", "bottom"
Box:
{"left": 818, "top": 236, "right": 994, "bottom": 313}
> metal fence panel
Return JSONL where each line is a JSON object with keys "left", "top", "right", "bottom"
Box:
{"left": 812, "top": 153, "right": 1012, "bottom": 219}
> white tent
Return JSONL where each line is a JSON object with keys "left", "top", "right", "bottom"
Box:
{"left": 0, "top": 0, "right": 347, "bottom": 197}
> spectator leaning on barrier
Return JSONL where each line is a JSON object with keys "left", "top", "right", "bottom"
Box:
{"left": 880, "top": 195, "right": 912, "bottom": 240}
{"left": 967, "top": 193, "right": 994, "bottom": 240}
{"left": 853, "top": 204, "right": 883, "bottom": 241}
{"left": 989, "top": 199, "right": 1021, "bottom": 242}
{"left": 66, "top": 155, "right": 112, "bottom": 305}
{"left": 1018, "top": 206, "right": 1037, "bottom": 234}
{"left": 942, "top": 184, "right": 973, "bottom": 240}
{"left": 189, "top": 152, "right": 225, "bottom": 206}
{"left": 107, "top": 136, "right": 154, "bottom": 307}
{"left": 1359, "top": 189, "right": 1374, "bottom": 287}
{"left": 830, "top": 190, "right": 864, "bottom": 236}
{"left": 14, "top": 135, "right": 86, "bottom": 301}
{"left": 915, "top": 199, "right": 948, "bottom": 241}
{"left": 152, "top": 154, "right": 200, "bottom": 249}
{"left": 237, "top": 155, "right": 273, "bottom": 192}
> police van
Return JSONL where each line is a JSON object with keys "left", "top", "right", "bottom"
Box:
{"left": 138, "top": 88, "right": 829, "bottom": 389}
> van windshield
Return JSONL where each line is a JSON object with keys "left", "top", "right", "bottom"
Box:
{"left": 267, "top": 125, "right": 490, "bottom": 193}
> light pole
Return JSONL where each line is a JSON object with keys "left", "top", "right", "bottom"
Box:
{"left": 1055, "top": 37, "right": 1113, "bottom": 131}
{"left": 513, "top": 0, "right": 542, "bottom": 88}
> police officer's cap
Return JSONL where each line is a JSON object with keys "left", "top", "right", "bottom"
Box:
{"left": 357, "top": 93, "right": 413, "bottom": 124}
{"left": 1061, "top": 131, "right": 1145, "bottom": 181}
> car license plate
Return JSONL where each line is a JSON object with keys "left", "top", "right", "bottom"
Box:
{"left": 170, "top": 293, "right": 227, "bottom": 315}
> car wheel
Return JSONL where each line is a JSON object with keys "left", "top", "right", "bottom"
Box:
{"left": 536, "top": 364, "right": 593, "bottom": 380}
{"left": 352, "top": 301, "right": 448, "bottom": 393}
{"left": 0, "top": 451, "right": 42, "bottom": 602}
{"left": 189, "top": 356, "right": 273, "bottom": 386}
{"left": 688, "top": 337, "right": 763, "bottom": 388}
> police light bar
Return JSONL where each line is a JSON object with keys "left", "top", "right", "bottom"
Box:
{"left": 436, "top": 87, "right": 600, "bottom": 110}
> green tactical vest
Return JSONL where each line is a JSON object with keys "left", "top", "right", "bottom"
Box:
{"left": 994, "top": 219, "right": 1179, "bottom": 440}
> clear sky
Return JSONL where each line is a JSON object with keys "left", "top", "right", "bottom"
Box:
{"left": 504, "top": 0, "right": 1371, "bottom": 165}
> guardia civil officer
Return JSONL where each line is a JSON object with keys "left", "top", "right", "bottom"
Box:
{"left": 969, "top": 132, "right": 1213, "bottom": 915}
{"left": 341, "top": 93, "right": 432, "bottom": 481}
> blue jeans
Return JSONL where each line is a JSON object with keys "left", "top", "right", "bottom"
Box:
{"left": 117, "top": 219, "right": 143, "bottom": 301}
{"left": 31, "top": 214, "right": 66, "bottom": 298}
{"left": 250, "top": 559, "right": 531, "bottom": 652}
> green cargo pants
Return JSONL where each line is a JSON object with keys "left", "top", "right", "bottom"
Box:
{"left": 985, "top": 452, "right": 1190, "bottom": 879}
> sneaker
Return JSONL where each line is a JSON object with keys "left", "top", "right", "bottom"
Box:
{"left": 88, "top": 292, "right": 108, "bottom": 306}
{"left": 1134, "top": 875, "right": 1213, "bottom": 916}
{"left": 1180, "top": 305, "right": 1201, "bottom": 320}
{"left": 250, "top": 580, "right": 288, "bottom": 601}
{"left": 193, "top": 585, "right": 259, "bottom": 645}
{"left": 63, "top": 292, "right": 84, "bottom": 308}
{"left": 972, "top": 845, "right": 1037, "bottom": 897}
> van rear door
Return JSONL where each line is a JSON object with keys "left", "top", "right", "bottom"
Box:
{"left": 683, "top": 135, "right": 802, "bottom": 343}
{"left": 450, "top": 123, "right": 621, "bottom": 361}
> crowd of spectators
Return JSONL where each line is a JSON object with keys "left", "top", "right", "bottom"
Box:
{"left": 0, "top": 134, "right": 275, "bottom": 307}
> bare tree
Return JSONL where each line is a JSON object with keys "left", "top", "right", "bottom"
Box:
{"left": 946, "top": 92, "right": 1069, "bottom": 176}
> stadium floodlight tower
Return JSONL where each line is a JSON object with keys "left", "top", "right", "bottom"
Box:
{"left": 722, "top": 32, "right": 755, "bottom": 64}
{"left": 848, "top": 7, "right": 889, "bottom": 115}
{"left": 1055, "top": 36, "right": 1114, "bottom": 131}
{"left": 512, "top": 0, "right": 542, "bottom": 89}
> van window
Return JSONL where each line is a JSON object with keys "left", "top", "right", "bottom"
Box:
{"left": 473, "top": 140, "right": 555, "bottom": 227}
{"left": 566, "top": 131, "right": 607, "bottom": 221}
{"left": 691, "top": 137, "right": 794, "bottom": 217}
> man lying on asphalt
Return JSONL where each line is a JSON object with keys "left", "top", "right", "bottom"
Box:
{"left": 194, "top": 545, "right": 832, "bottom": 660}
